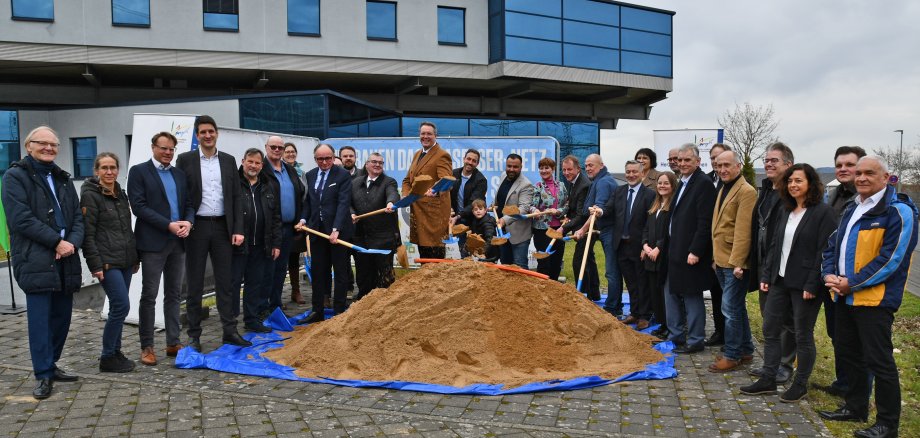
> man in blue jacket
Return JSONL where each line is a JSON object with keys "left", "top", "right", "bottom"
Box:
{"left": 573, "top": 154, "right": 619, "bottom": 314}
{"left": 818, "top": 156, "right": 918, "bottom": 438}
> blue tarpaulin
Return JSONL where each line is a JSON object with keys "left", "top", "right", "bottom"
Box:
{"left": 175, "top": 293, "right": 677, "bottom": 395}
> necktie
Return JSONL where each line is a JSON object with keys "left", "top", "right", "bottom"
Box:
{"left": 316, "top": 171, "right": 326, "bottom": 200}
{"left": 623, "top": 188, "right": 634, "bottom": 238}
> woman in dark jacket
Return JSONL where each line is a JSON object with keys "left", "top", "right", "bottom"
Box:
{"left": 81, "top": 152, "right": 138, "bottom": 373}
{"left": 642, "top": 171, "right": 676, "bottom": 339}
{"left": 350, "top": 154, "right": 400, "bottom": 301}
{"left": 741, "top": 163, "right": 837, "bottom": 402}
{"left": 1, "top": 126, "right": 84, "bottom": 399}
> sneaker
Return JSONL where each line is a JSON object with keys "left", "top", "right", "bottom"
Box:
{"left": 740, "top": 377, "right": 777, "bottom": 395}
{"left": 780, "top": 384, "right": 807, "bottom": 403}
{"left": 100, "top": 353, "right": 135, "bottom": 373}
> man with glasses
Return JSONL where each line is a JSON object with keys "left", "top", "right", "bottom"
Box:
{"left": 297, "top": 144, "right": 354, "bottom": 323}
{"left": 262, "top": 136, "right": 305, "bottom": 312}
{"left": 667, "top": 147, "right": 680, "bottom": 173}
{"left": 402, "top": 121, "right": 453, "bottom": 259}
{"left": 350, "top": 153, "right": 400, "bottom": 300}
{"left": 127, "top": 132, "right": 195, "bottom": 365}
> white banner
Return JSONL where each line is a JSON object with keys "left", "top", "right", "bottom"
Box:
{"left": 652, "top": 129, "right": 724, "bottom": 173}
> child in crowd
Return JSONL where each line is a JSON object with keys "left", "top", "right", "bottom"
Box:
{"left": 451, "top": 199, "right": 499, "bottom": 262}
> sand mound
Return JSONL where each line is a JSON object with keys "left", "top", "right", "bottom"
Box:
{"left": 265, "top": 261, "right": 664, "bottom": 388}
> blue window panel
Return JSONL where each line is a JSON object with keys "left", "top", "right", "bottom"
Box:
{"left": 0, "top": 142, "right": 19, "bottom": 176}
{"left": 12, "top": 0, "right": 54, "bottom": 20}
{"left": 505, "top": 0, "right": 560, "bottom": 17}
{"left": 621, "top": 29, "right": 670, "bottom": 56}
{"left": 563, "top": 21, "right": 617, "bottom": 48}
{"left": 112, "top": 0, "right": 149, "bottom": 26}
{"left": 438, "top": 7, "right": 465, "bottom": 45}
{"left": 563, "top": 0, "right": 617, "bottom": 26}
{"left": 470, "top": 119, "right": 537, "bottom": 137}
{"left": 538, "top": 121, "right": 598, "bottom": 145}
{"left": 506, "top": 12, "right": 561, "bottom": 40}
{"left": 0, "top": 110, "right": 18, "bottom": 141}
{"left": 621, "top": 6, "right": 671, "bottom": 34}
{"left": 558, "top": 144, "right": 599, "bottom": 168}
{"left": 621, "top": 51, "right": 671, "bottom": 77}
{"left": 505, "top": 37, "right": 562, "bottom": 65}
{"left": 72, "top": 137, "right": 97, "bottom": 179}
{"left": 239, "top": 95, "right": 326, "bottom": 139}
{"left": 563, "top": 44, "right": 618, "bottom": 71}
{"left": 368, "top": 117, "right": 400, "bottom": 137}
{"left": 203, "top": 13, "right": 238, "bottom": 31}
{"left": 288, "top": 0, "right": 320, "bottom": 35}
{"left": 401, "top": 118, "right": 469, "bottom": 137}
{"left": 366, "top": 1, "right": 396, "bottom": 40}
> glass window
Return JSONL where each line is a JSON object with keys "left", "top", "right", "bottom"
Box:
{"left": 563, "top": 21, "right": 617, "bottom": 48}
{"left": 488, "top": 12, "right": 503, "bottom": 63}
{"left": 470, "top": 119, "right": 537, "bottom": 137}
{"left": 368, "top": 117, "right": 400, "bottom": 137}
{"left": 437, "top": 7, "right": 465, "bottom": 45}
{"left": 112, "top": 0, "right": 149, "bottom": 26}
{"left": 621, "top": 51, "right": 671, "bottom": 77}
{"left": 288, "top": 0, "right": 320, "bottom": 35}
{"left": 505, "top": 0, "right": 560, "bottom": 17}
{"left": 239, "top": 95, "right": 326, "bottom": 139}
{"left": 366, "top": 1, "right": 396, "bottom": 40}
{"left": 538, "top": 121, "right": 598, "bottom": 145}
{"left": 0, "top": 110, "right": 18, "bottom": 177}
{"left": 563, "top": 0, "right": 617, "bottom": 26}
{"left": 0, "top": 142, "right": 18, "bottom": 176}
{"left": 563, "top": 44, "right": 618, "bottom": 71}
{"left": 505, "top": 12, "right": 561, "bottom": 40}
{"left": 72, "top": 137, "right": 97, "bottom": 179}
{"left": 622, "top": 29, "right": 670, "bottom": 56}
{"left": 621, "top": 6, "right": 671, "bottom": 34}
{"left": 203, "top": 0, "right": 239, "bottom": 31}
{"left": 12, "top": 0, "right": 54, "bottom": 21}
{"left": 558, "top": 144, "right": 598, "bottom": 168}
{"left": 505, "top": 36, "right": 562, "bottom": 65}
{"left": 401, "top": 118, "right": 469, "bottom": 137}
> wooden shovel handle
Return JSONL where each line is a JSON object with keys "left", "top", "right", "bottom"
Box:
{"left": 354, "top": 207, "right": 388, "bottom": 221}
{"left": 295, "top": 224, "right": 356, "bottom": 250}
{"left": 577, "top": 214, "right": 596, "bottom": 287}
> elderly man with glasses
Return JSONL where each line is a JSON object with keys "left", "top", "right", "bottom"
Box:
{"left": 262, "top": 136, "right": 306, "bottom": 311}
{"left": 350, "top": 153, "right": 400, "bottom": 300}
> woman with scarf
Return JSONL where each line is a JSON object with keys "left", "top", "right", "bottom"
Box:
{"left": 530, "top": 157, "right": 569, "bottom": 280}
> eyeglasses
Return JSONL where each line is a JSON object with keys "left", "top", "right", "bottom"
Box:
{"left": 268, "top": 145, "right": 284, "bottom": 151}
{"left": 30, "top": 140, "right": 59, "bottom": 148}
{"left": 368, "top": 160, "right": 384, "bottom": 166}
{"left": 763, "top": 158, "right": 781, "bottom": 165}
{"left": 667, "top": 157, "right": 678, "bottom": 161}
{"left": 97, "top": 165, "right": 118, "bottom": 172}
{"left": 315, "top": 156, "right": 334, "bottom": 162}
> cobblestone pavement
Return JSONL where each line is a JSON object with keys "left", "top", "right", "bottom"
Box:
{"left": 0, "top": 286, "right": 832, "bottom": 437}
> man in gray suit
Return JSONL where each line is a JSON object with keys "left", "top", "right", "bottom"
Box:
{"left": 495, "top": 154, "right": 534, "bottom": 269}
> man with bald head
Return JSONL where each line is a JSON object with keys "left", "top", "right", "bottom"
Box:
{"left": 263, "top": 135, "right": 306, "bottom": 312}
{"left": 819, "top": 157, "right": 918, "bottom": 438}
{"left": 573, "top": 154, "right": 620, "bottom": 313}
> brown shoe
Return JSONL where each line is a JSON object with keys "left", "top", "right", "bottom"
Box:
{"left": 636, "top": 319, "right": 650, "bottom": 330}
{"left": 622, "top": 315, "right": 639, "bottom": 325}
{"left": 708, "top": 357, "right": 741, "bottom": 373}
{"left": 165, "top": 344, "right": 183, "bottom": 357}
{"left": 716, "top": 353, "right": 754, "bottom": 364}
{"left": 291, "top": 289, "right": 306, "bottom": 305}
{"left": 140, "top": 346, "right": 157, "bottom": 366}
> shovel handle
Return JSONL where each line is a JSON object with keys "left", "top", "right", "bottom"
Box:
{"left": 296, "top": 224, "right": 357, "bottom": 250}
{"left": 354, "top": 207, "right": 388, "bottom": 221}
{"left": 577, "top": 214, "right": 596, "bottom": 291}
{"left": 492, "top": 206, "right": 505, "bottom": 234}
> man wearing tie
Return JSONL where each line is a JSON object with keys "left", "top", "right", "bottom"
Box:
{"left": 402, "top": 122, "right": 452, "bottom": 259}
{"left": 608, "top": 160, "right": 654, "bottom": 328}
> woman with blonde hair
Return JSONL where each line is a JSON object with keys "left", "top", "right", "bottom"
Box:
{"left": 641, "top": 171, "right": 678, "bottom": 339}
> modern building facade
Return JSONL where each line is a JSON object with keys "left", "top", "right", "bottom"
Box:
{"left": 0, "top": 0, "right": 674, "bottom": 171}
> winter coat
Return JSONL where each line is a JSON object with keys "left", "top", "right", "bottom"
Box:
{"left": 80, "top": 177, "right": 137, "bottom": 273}
{"left": 352, "top": 172, "right": 401, "bottom": 250}
{"left": 237, "top": 167, "right": 282, "bottom": 258}
{"left": 401, "top": 143, "right": 452, "bottom": 247}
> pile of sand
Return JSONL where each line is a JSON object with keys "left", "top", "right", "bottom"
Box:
{"left": 265, "top": 261, "right": 664, "bottom": 388}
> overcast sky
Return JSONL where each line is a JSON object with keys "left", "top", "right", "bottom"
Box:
{"left": 601, "top": 0, "right": 920, "bottom": 172}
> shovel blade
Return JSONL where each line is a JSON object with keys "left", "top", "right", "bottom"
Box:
{"left": 352, "top": 244, "right": 392, "bottom": 255}
{"left": 430, "top": 177, "right": 456, "bottom": 194}
{"left": 392, "top": 194, "right": 420, "bottom": 209}
{"left": 533, "top": 252, "right": 550, "bottom": 260}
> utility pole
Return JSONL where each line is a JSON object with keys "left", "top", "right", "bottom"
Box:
{"left": 894, "top": 129, "right": 904, "bottom": 192}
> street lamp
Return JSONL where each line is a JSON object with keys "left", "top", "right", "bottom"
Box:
{"left": 894, "top": 129, "right": 904, "bottom": 191}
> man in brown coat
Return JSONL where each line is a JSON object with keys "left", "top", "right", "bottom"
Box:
{"left": 402, "top": 121, "right": 453, "bottom": 258}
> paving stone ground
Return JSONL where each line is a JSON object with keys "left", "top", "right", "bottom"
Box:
{"left": 0, "top": 284, "right": 832, "bottom": 437}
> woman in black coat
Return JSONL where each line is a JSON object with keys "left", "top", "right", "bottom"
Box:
{"left": 741, "top": 163, "right": 837, "bottom": 402}
{"left": 642, "top": 171, "right": 677, "bottom": 339}
{"left": 1, "top": 126, "right": 84, "bottom": 400}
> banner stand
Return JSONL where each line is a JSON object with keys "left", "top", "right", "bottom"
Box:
{"left": 1, "top": 252, "right": 26, "bottom": 315}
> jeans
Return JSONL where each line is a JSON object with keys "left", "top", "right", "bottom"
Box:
{"left": 600, "top": 228, "right": 623, "bottom": 315}
{"left": 269, "top": 225, "right": 294, "bottom": 310}
{"left": 716, "top": 267, "right": 754, "bottom": 361}
{"left": 232, "top": 244, "right": 274, "bottom": 327}
{"left": 500, "top": 239, "right": 530, "bottom": 269}
{"left": 138, "top": 239, "right": 184, "bottom": 348}
{"left": 761, "top": 278, "right": 821, "bottom": 385}
{"left": 25, "top": 287, "right": 73, "bottom": 379}
{"left": 100, "top": 268, "right": 132, "bottom": 357}
{"left": 663, "top": 277, "right": 705, "bottom": 346}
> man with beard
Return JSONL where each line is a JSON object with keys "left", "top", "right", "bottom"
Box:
{"left": 495, "top": 154, "right": 534, "bottom": 269}
{"left": 340, "top": 146, "right": 358, "bottom": 177}
{"left": 667, "top": 147, "right": 680, "bottom": 173}
{"left": 451, "top": 149, "right": 487, "bottom": 257}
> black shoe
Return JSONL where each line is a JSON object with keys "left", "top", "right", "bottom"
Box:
{"left": 817, "top": 406, "right": 868, "bottom": 423}
{"left": 32, "top": 378, "right": 53, "bottom": 400}
{"left": 854, "top": 423, "right": 898, "bottom": 438}
{"left": 52, "top": 368, "right": 79, "bottom": 382}
{"left": 780, "top": 383, "right": 807, "bottom": 402}
{"left": 188, "top": 338, "right": 202, "bottom": 352}
{"left": 740, "top": 377, "right": 777, "bottom": 395}
{"left": 652, "top": 328, "right": 669, "bottom": 340}
{"left": 776, "top": 367, "right": 792, "bottom": 384}
{"left": 812, "top": 382, "right": 847, "bottom": 398}
{"left": 704, "top": 332, "right": 725, "bottom": 347}
{"left": 222, "top": 332, "right": 253, "bottom": 347}
{"left": 587, "top": 293, "right": 601, "bottom": 301}
{"left": 673, "top": 343, "right": 704, "bottom": 354}
{"left": 297, "top": 311, "right": 324, "bottom": 325}
{"left": 245, "top": 324, "right": 272, "bottom": 333}
{"left": 100, "top": 353, "right": 135, "bottom": 373}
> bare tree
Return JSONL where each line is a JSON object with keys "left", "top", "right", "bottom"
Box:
{"left": 872, "top": 142, "right": 920, "bottom": 186}
{"left": 717, "top": 102, "right": 780, "bottom": 182}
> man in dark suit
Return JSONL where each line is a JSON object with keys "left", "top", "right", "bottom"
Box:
{"left": 262, "top": 135, "right": 306, "bottom": 310}
{"left": 558, "top": 155, "right": 595, "bottom": 299}
{"left": 298, "top": 144, "right": 355, "bottom": 323}
{"left": 176, "top": 115, "right": 246, "bottom": 351}
{"left": 351, "top": 152, "right": 400, "bottom": 300}
{"left": 608, "top": 160, "right": 654, "bottom": 329}
{"left": 665, "top": 143, "right": 717, "bottom": 354}
{"left": 128, "top": 131, "right": 196, "bottom": 366}
{"left": 450, "top": 149, "right": 487, "bottom": 258}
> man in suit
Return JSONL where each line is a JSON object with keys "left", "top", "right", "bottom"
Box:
{"left": 402, "top": 122, "right": 453, "bottom": 259}
{"left": 298, "top": 144, "right": 355, "bottom": 323}
{"left": 351, "top": 152, "right": 400, "bottom": 300}
{"left": 262, "top": 136, "right": 306, "bottom": 310}
{"left": 608, "top": 160, "right": 654, "bottom": 328}
{"left": 558, "top": 155, "right": 597, "bottom": 299}
{"left": 704, "top": 143, "right": 731, "bottom": 347}
{"left": 573, "top": 154, "right": 619, "bottom": 312}
{"left": 495, "top": 154, "right": 534, "bottom": 269}
{"left": 665, "top": 143, "right": 717, "bottom": 354}
{"left": 450, "top": 149, "right": 487, "bottom": 258}
{"left": 128, "top": 131, "right": 196, "bottom": 365}
{"left": 708, "top": 150, "right": 757, "bottom": 372}
{"left": 176, "top": 115, "right": 247, "bottom": 351}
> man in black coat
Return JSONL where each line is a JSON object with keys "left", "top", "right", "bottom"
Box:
{"left": 450, "top": 149, "right": 487, "bottom": 258}
{"left": 607, "top": 160, "right": 654, "bottom": 328}
{"left": 262, "top": 136, "right": 306, "bottom": 309}
{"left": 351, "top": 152, "right": 400, "bottom": 300}
{"left": 665, "top": 143, "right": 716, "bottom": 354}
{"left": 557, "top": 155, "right": 596, "bottom": 299}
{"left": 176, "top": 115, "right": 246, "bottom": 351}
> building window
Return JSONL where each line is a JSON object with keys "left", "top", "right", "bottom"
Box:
{"left": 112, "top": 0, "right": 150, "bottom": 27}
{"left": 366, "top": 1, "right": 396, "bottom": 41}
{"left": 203, "top": 0, "right": 239, "bottom": 32}
{"left": 72, "top": 137, "right": 97, "bottom": 179}
{"left": 0, "top": 110, "right": 19, "bottom": 177}
{"left": 288, "top": 0, "right": 320, "bottom": 36}
{"left": 11, "top": 0, "right": 54, "bottom": 21}
{"left": 437, "top": 6, "right": 465, "bottom": 46}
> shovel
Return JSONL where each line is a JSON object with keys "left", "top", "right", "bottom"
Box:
{"left": 295, "top": 224, "right": 392, "bottom": 255}
{"left": 505, "top": 207, "right": 557, "bottom": 220}
{"left": 442, "top": 217, "right": 460, "bottom": 245}
{"left": 392, "top": 175, "right": 456, "bottom": 209}
{"left": 576, "top": 213, "right": 597, "bottom": 292}
{"left": 533, "top": 219, "right": 571, "bottom": 260}
{"left": 302, "top": 229, "right": 313, "bottom": 283}
{"left": 395, "top": 244, "right": 408, "bottom": 269}
{"left": 490, "top": 206, "right": 510, "bottom": 246}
